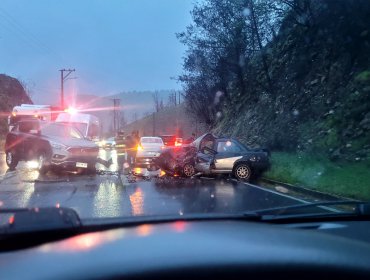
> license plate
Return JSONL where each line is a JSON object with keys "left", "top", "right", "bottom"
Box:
{"left": 76, "top": 162, "right": 88, "bottom": 168}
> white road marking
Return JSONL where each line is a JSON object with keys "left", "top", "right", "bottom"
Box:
{"left": 232, "top": 179, "right": 341, "bottom": 213}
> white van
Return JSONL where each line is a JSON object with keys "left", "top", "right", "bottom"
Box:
{"left": 8, "top": 104, "right": 55, "bottom": 131}
{"left": 55, "top": 112, "right": 100, "bottom": 141}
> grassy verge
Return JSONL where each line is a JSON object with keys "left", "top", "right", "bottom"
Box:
{"left": 264, "top": 152, "right": 370, "bottom": 201}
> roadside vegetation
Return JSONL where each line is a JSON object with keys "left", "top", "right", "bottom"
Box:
{"left": 264, "top": 152, "right": 370, "bottom": 200}
{"left": 178, "top": 0, "right": 370, "bottom": 197}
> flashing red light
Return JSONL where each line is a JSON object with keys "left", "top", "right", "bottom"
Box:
{"left": 64, "top": 107, "right": 78, "bottom": 115}
{"left": 9, "top": 215, "right": 15, "bottom": 225}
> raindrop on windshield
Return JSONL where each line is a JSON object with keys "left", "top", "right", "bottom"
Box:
{"left": 214, "top": 91, "right": 224, "bottom": 105}
{"left": 242, "top": 8, "right": 250, "bottom": 17}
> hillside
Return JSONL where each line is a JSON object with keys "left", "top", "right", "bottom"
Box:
{"left": 122, "top": 103, "right": 207, "bottom": 138}
{"left": 0, "top": 74, "right": 32, "bottom": 135}
{"left": 108, "top": 90, "right": 179, "bottom": 122}
{"left": 213, "top": 0, "right": 370, "bottom": 162}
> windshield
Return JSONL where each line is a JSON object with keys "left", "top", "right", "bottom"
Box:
{"left": 41, "top": 123, "right": 82, "bottom": 139}
{"left": 0, "top": 0, "right": 369, "bottom": 229}
{"left": 58, "top": 122, "right": 88, "bottom": 137}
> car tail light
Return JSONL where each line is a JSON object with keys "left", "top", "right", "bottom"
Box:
{"left": 161, "top": 146, "right": 165, "bottom": 149}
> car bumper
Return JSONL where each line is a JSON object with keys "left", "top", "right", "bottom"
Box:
{"left": 135, "top": 157, "right": 158, "bottom": 169}
{"left": 51, "top": 154, "right": 98, "bottom": 171}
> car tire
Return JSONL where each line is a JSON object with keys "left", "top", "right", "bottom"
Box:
{"left": 85, "top": 165, "right": 97, "bottom": 175}
{"left": 38, "top": 152, "right": 49, "bottom": 175}
{"left": 6, "top": 150, "right": 18, "bottom": 170}
{"left": 234, "top": 163, "right": 252, "bottom": 181}
{"left": 182, "top": 163, "right": 195, "bottom": 177}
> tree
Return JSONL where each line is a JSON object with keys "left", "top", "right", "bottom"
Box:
{"left": 178, "top": 0, "right": 289, "bottom": 126}
{"left": 132, "top": 112, "right": 138, "bottom": 122}
{"left": 152, "top": 91, "right": 161, "bottom": 112}
{"left": 120, "top": 111, "right": 127, "bottom": 128}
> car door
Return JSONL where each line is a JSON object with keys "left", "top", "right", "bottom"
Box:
{"left": 5, "top": 124, "right": 23, "bottom": 156}
{"left": 19, "top": 121, "right": 40, "bottom": 160}
{"left": 213, "top": 140, "right": 243, "bottom": 171}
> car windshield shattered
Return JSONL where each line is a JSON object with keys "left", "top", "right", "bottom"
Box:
{"left": 0, "top": 0, "right": 369, "bottom": 229}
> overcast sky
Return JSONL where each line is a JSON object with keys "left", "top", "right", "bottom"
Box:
{"left": 0, "top": 0, "right": 194, "bottom": 105}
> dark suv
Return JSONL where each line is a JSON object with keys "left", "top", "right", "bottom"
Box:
{"left": 5, "top": 120, "right": 99, "bottom": 174}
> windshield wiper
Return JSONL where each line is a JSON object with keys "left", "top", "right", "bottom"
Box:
{"left": 244, "top": 200, "right": 370, "bottom": 220}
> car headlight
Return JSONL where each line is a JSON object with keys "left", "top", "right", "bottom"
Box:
{"left": 50, "top": 141, "right": 67, "bottom": 151}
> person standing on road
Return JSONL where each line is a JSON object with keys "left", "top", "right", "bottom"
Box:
{"left": 125, "top": 131, "right": 137, "bottom": 167}
{"left": 115, "top": 131, "right": 126, "bottom": 172}
{"left": 185, "top": 133, "right": 196, "bottom": 144}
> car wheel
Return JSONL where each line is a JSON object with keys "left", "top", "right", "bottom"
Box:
{"left": 182, "top": 163, "right": 195, "bottom": 177}
{"left": 85, "top": 165, "right": 97, "bottom": 175}
{"left": 6, "top": 150, "right": 18, "bottom": 170}
{"left": 234, "top": 163, "right": 251, "bottom": 181}
{"left": 38, "top": 152, "right": 49, "bottom": 175}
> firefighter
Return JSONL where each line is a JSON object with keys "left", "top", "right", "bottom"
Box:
{"left": 115, "top": 130, "right": 126, "bottom": 172}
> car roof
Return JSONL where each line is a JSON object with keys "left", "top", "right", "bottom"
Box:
{"left": 141, "top": 136, "right": 162, "bottom": 140}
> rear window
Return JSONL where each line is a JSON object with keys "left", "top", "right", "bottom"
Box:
{"left": 141, "top": 138, "right": 163, "bottom": 144}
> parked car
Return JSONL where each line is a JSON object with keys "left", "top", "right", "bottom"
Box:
{"left": 135, "top": 136, "right": 164, "bottom": 171}
{"left": 4, "top": 120, "right": 99, "bottom": 174}
{"left": 159, "top": 135, "right": 178, "bottom": 147}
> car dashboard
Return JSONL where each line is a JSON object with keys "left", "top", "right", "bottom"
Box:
{"left": 1, "top": 219, "right": 370, "bottom": 280}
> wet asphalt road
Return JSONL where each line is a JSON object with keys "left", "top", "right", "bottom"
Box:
{"left": 0, "top": 149, "right": 306, "bottom": 220}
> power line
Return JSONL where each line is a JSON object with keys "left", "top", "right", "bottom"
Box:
{"left": 0, "top": 7, "right": 64, "bottom": 61}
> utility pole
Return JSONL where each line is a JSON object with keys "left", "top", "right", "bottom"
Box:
{"left": 112, "top": 98, "right": 120, "bottom": 135}
{"left": 152, "top": 112, "right": 156, "bottom": 136}
{"left": 59, "top": 69, "right": 75, "bottom": 109}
